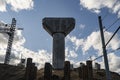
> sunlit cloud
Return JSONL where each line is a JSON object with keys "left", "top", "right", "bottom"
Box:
{"left": 80, "top": 0, "right": 120, "bottom": 17}
{"left": 0, "top": 0, "right": 34, "bottom": 12}
{"left": 67, "top": 30, "right": 120, "bottom": 73}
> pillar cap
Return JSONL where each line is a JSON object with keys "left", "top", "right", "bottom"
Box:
{"left": 42, "top": 17, "right": 75, "bottom": 36}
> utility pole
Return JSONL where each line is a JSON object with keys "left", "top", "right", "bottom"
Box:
{"left": 98, "top": 16, "right": 111, "bottom": 80}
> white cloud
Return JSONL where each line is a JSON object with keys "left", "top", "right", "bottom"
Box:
{"left": 79, "top": 52, "right": 120, "bottom": 75}
{"left": 69, "top": 50, "right": 78, "bottom": 58}
{"left": 0, "top": 0, "right": 6, "bottom": 12}
{"left": 65, "top": 47, "right": 78, "bottom": 58}
{"left": 83, "top": 30, "right": 120, "bottom": 74}
{"left": 0, "top": 0, "right": 34, "bottom": 12}
{"left": 79, "top": 24, "right": 85, "bottom": 29}
{"left": 82, "top": 31, "right": 102, "bottom": 54}
{"left": 67, "top": 35, "right": 84, "bottom": 50}
{"left": 113, "top": 1, "right": 120, "bottom": 13}
{"left": 67, "top": 30, "right": 120, "bottom": 55}
{"left": 97, "top": 53, "right": 120, "bottom": 74}
{"left": 0, "top": 21, "right": 6, "bottom": 26}
{"left": 80, "top": 0, "right": 120, "bottom": 17}
{"left": 17, "top": 47, "right": 51, "bottom": 69}
{"left": 67, "top": 30, "right": 120, "bottom": 73}
{"left": 80, "top": 0, "right": 103, "bottom": 13}
{"left": 108, "top": 53, "right": 120, "bottom": 73}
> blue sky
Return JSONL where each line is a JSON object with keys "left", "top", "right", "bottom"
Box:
{"left": 0, "top": 0, "right": 120, "bottom": 73}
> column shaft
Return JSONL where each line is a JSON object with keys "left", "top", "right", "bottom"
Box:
{"left": 53, "top": 33, "right": 65, "bottom": 69}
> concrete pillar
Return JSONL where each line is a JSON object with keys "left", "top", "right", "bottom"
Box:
{"left": 34, "top": 66, "right": 37, "bottom": 80}
{"left": 81, "top": 65, "right": 88, "bottom": 80}
{"left": 53, "top": 33, "right": 65, "bottom": 69}
{"left": 64, "top": 61, "right": 70, "bottom": 80}
{"left": 79, "top": 63, "right": 85, "bottom": 79}
{"left": 44, "top": 63, "right": 52, "bottom": 80}
{"left": 95, "top": 63, "right": 101, "bottom": 70}
{"left": 25, "top": 58, "right": 32, "bottom": 80}
{"left": 30, "top": 63, "right": 35, "bottom": 80}
{"left": 25, "top": 58, "right": 37, "bottom": 80}
{"left": 86, "top": 60, "right": 93, "bottom": 80}
{"left": 79, "top": 67, "right": 82, "bottom": 79}
{"left": 42, "top": 18, "right": 75, "bottom": 69}
{"left": 30, "top": 63, "right": 37, "bottom": 80}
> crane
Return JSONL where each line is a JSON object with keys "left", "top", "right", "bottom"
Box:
{"left": 0, "top": 18, "right": 23, "bottom": 64}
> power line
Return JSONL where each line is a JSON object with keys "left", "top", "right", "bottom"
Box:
{"left": 105, "top": 26, "right": 120, "bottom": 46}
{"left": 105, "top": 18, "right": 120, "bottom": 31}
{"left": 108, "top": 47, "right": 120, "bottom": 53}
{"left": 93, "top": 47, "right": 120, "bottom": 61}
{"left": 92, "top": 55, "right": 103, "bottom": 61}
{"left": 102, "top": 11, "right": 109, "bottom": 21}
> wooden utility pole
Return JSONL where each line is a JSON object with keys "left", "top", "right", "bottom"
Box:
{"left": 98, "top": 16, "right": 111, "bottom": 80}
